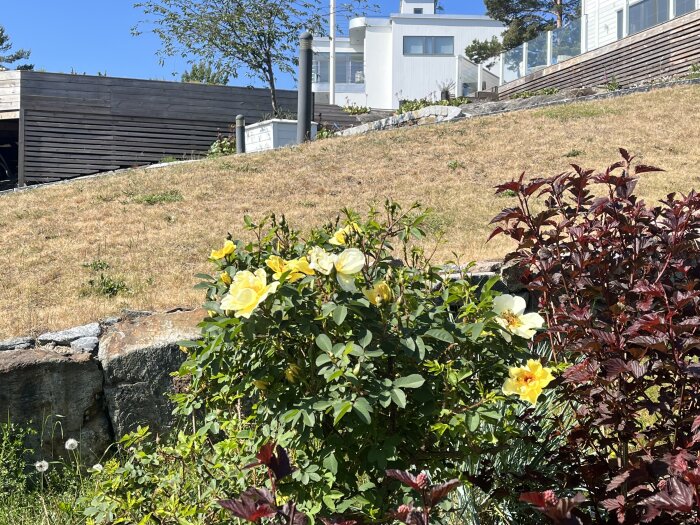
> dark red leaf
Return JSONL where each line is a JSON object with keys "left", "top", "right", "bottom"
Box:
{"left": 427, "top": 479, "right": 461, "bottom": 506}
{"left": 385, "top": 469, "right": 421, "bottom": 491}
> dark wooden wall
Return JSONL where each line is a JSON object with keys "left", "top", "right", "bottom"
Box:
{"left": 15, "top": 72, "right": 300, "bottom": 184}
{"left": 499, "top": 9, "right": 700, "bottom": 99}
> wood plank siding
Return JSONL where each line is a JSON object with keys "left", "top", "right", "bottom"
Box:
{"left": 499, "top": 8, "right": 700, "bottom": 99}
{"left": 6, "top": 71, "right": 303, "bottom": 184}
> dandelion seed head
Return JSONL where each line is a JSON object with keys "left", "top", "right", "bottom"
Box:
{"left": 34, "top": 460, "right": 49, "bottom": 473}
{"left": 65, "top": 438, "right": 79, "bottom": 451}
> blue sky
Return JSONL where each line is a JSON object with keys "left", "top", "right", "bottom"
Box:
{"left": 2, "top": 0, "right": 487, "bottom": 89}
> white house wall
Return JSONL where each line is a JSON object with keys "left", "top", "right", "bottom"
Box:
{"left": 586, "top": 0, "right": 625, "bottom": 48}
{"left": 389, "top": 17, "right": 503, "bottom": 106}
{"left": 364, "top": 26, "right": 394, "bottom": 108}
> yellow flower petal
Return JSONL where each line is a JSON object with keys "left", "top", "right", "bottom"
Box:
{"left": 210, "top": 240, "right": 235, "bottom": 260}
{"left": 502, "top": 359, "right": 554, "bottom": 406}
{"left": 220, "top": 269, "right": 279, "bottom": 318}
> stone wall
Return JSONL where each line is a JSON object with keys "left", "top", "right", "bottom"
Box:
{"left": 0, "top": 308, "right": 204, "bottom": 461}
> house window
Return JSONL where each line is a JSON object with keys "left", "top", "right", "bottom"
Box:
{"left": 617, "top": 9, "right": 624, "bottom": 39}
{"left": 402, "top": 36, "right": 454, "bottom": 56}
{"left": 312, "top": 53, "right": 364, "bottom": 84}
{"left": 629, "top": 0, "right": 669, "bottom": 34}
{"left": 675, "top": 0, "right": 696, "bottom": 16}
{"left": 413, "top": 8, "right": 423, "bottom": 13}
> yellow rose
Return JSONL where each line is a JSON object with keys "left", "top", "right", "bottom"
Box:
{"left": 285, "top": 364, "right": 302, "bottom": 383}
{"left": 220, "top": 272, "right": 232, "bottom": 285}
{"left": 220, "top": 269, "right": 279, "bottom": 318}
{"left": 210, "top": 240, "right": 235, "bottom": 260}
{"left": 363, "top": 281, "right": 393, "bottom": 305}
{"left": 329, "top": 222, "right": 362, "bottom": 246}
{"left": 253, "top": 379, "right": 269, "bottom": 391}
{"left": 266, "top": 255, "right": 315, "bottom": 282}
{"left": 502, "top": 359, "right": 554, "bottom": 405}
{"left": 334, "top": 248, "right": 365, "bottom": 292}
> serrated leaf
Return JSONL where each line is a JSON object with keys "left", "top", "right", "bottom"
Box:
{"left": 316, "top": 334, "right": 332, "bottom": 353}
{"left": 332, "top": 305, "right": 348, "bottom": 326}
{"left": 394, "top": 374, "right": 425, "bottom": 389}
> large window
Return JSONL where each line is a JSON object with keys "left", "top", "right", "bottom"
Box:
{"left": 312, "top": 53, "right": 364, "bottom": 84}
{"left": 402, "top": 36, "right": 454, "bottom": 56}
{"left": 676, "top": 0, "right": 697, "bottom": 16}
{"left": 629, "top": 0, "right": 669, "bottom": 34}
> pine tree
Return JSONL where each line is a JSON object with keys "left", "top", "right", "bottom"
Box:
{"left": 0, "top": 25, "right": 32, "bottom": 71}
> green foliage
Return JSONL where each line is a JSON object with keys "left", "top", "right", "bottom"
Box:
{"left": 686, "top": 63, "right": 700, "bottom": 80}
{"left": 133, "top": 189, "right": 184, "bottom": 205}
{"left": 82, "top": 259, "right": 111, "bottom": 272}
{"left": 536, "top": 104, "right": 617, "bottom": 120}
{"left": 447, "top": 160, "right": 465, "bottom": 170}
{"left": 464, "top": 36, "right": 503, "bottom": 66}
{"left": 511, "top": 87, "right": 559, "bottom": 99}
{"left": 398, "top": 97, "right": 470, "bottom": 114}
{"left": 0, "top": 421, "right": 33, "bottom": 495}
{"left": 209, "top": 135, "right": 237, "bottom": 157}
{"left": 173, "top": 202, "right": 551, "bottom": 518}
{"left": 605, "top": 74, "right": 621, "bottom": 91}
{"left": 563, "top": 148, "right": 584, "bottom": 157}
{"left": 82, "top": 273, "right": 130, "bottom": 298}
{"left": 0, "top": 24, "right": 31, "bottom": 70}
{"left": 316, "top": 126, "right": 337, "bottom": 140}
{"left": 181, "top": 61, "right": 230, "bottom": 85}
{"left": 342, "top": 103, "right": 371, "bottom": 115}
{"left": 82, "top": 423, "right": 250, "bottom": 524}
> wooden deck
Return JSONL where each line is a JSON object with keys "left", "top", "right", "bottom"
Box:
{"left": 0, "top": 71, "right": 357, "bottom": 186}
{"left": 499, "top": 8, "right": 700, "bottom": 98}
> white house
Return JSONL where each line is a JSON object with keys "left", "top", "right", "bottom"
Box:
{"left": 582, "top": 0, "right": 698, "bottom": 50}
{"left": 312, "top": 0, "right": 504, "bottom": 109}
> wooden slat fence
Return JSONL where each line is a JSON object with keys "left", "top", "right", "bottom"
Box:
{"left": 499, "top": 8, "right": 700, "bottom": 99}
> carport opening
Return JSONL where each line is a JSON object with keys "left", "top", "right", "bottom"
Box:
{"left": 0, "top": 118, "right": 19, "bottom": 188}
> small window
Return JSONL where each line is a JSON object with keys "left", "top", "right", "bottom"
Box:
{"left": 675, "top": 0, "right": 696, "bottom": 16}
{"left": 617, "top": 9, "right": 624, "bottom": 39}
{"left": 403, "top": 36, "right": 454, "bottom": 56}
{"left": 413, "top": 7, "right": 423, "bottom": 13}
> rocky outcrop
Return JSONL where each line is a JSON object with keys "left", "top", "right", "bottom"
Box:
{"left": 99, "top": 309, "right": 204, "bottom": 439}
{"left": 0, "top": 308, "right": 205, "bottom": 458}
{"left": 0, "top": 347, "right": 110, "bottom": 460}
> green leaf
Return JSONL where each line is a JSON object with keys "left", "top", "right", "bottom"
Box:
{"left": 316, "top": 334, "right": 332, "bottom": 353}
{"left": 315, "top": 353, "right": 332, "bottom": 366}
{"left": 333, "top": 401, "right": 353, "bottom": 425}
{"left": 332, "top": 305, "right": 348, "bottom": 326}
{"left": 467, "top": 412, "right": 480, "bottom": 432}
{"left": 353, "top": 397, "right": 372, "bottom": 424}
{"left": 323, "top": 453, "right": 338, "bottom": 474}
{"left": 393, "top": 374, "right": 425, "bottom": 389}
{"left": 390, "top": 388, "right": 406, "bottom": 408}
{"left": 467, "top": 322, "right": 485, "bottom": 341}
{"left": 358, "top": 329, "right": 373, "bottom": 348}
{"left": 425, "top": 328, "right": 455, "bottom": 343}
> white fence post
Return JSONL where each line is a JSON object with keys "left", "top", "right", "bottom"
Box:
{"left": 546, "top": 30, "right": 553, "bottom": 66}
{"left": 522, "top": 41, "right": 528, "bottom": 77}
{"left": 623, "top": 0, "right": 630, "bottom": 37}
{"left": 499, "top": 52, "right": 505, "bottom": 86}
{"left": 477, "top": 63, "right": 483, "bottom": 92}
{"left": 670, "top": 0, "right": 676, "bottom": 18}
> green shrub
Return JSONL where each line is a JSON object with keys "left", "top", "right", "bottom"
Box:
{"left": 209, "top": 135, "right": 236, "bottom": 157}
{"left": 510, "top": 87, "right": 559, "bottom": 99}
{"left": 170, "top": 202, "right": 555, "bottom": 518}
{"left": 342, "top": 103, "right": 371, "bottom": 115}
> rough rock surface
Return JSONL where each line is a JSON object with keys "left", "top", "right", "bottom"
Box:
{"left": 0, "top": 347, "right": 111, "bottom": 460}
{"left": 0, "top": 336, "right": 34, "bottom": 351}
{"left": 37, "top": 323, "right": 101, "bottom": 345}
{"left": 98, "top": 309, "right": 205, "bottom": 439}
{"left": 71, "top": 336, "right": 99, "bottom": 353}
{"left": 339, "top": 105, "right": 463, "bottom": 136}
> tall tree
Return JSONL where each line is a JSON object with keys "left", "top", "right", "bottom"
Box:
{"left": 133, "top": 0, "right": 372, "bottom": 115}
{"left": 465, "top": 0, "right": 580, "bottom": 61}
{"left": 0, "top": 25, "right": 32, "bottom": 71}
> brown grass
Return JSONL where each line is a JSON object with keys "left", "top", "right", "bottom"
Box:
{"left": 1, "top": 84, "right": 700, "bottom": 338}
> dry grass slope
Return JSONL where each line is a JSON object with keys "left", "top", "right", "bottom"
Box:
{"left": 1, "top": 85, "right": 699, "bottom": 338}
